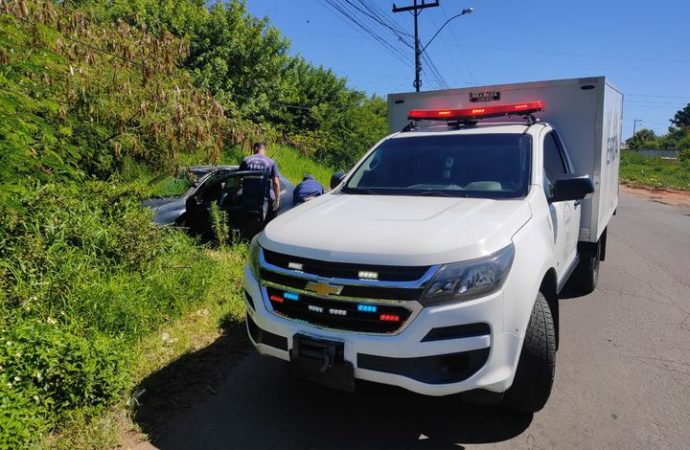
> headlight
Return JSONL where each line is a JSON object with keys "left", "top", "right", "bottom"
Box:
{"left": 421, "top": 244, "right": 514, "bottom": 305}
{"left": 248, "top": 235, "right": 261, "bottom": 279}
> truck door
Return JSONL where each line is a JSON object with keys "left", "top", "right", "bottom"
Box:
{"left": 543, "top": 131, "right": 580, "bottom": 279}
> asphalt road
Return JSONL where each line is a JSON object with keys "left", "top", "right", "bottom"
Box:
{"left": 140, "top": 191, "right": 690, "bottom": 450}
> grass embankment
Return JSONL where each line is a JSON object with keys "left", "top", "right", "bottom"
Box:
{"left": 0, "top": 181, "right": 249, "bottom": 449}
{"left": 0, "top": 1, "right": 348, "bottom": 446}
{"left": 620, "top": 151, "right": 690, "bottom": 191}
{"left": 37, "top": 144, "right": 333, "bottom": 448}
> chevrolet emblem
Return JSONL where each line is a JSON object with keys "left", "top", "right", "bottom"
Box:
{"left": 305, "top": 281, "right": 343, "bottom": 296}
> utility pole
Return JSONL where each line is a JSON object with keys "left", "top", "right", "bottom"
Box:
{"left": 633, "top": 118, "right": 643, "bottom": 135}
{"left": 393, "top": 0, "right": 440, "bottom": 92}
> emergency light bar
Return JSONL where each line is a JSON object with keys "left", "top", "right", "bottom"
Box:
{"left": 407, "top": 101, "right": 545, "bottom": 121}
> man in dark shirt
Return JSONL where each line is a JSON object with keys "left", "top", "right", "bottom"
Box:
{"left": 293, "top": 173, "right": 325, "bottom": 205}
{"left": 239, "top": 142, "right": 281, "bottom": 212}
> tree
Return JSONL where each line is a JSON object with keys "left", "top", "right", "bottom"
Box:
{"left": 671, "top": 103, "right": 690, "bottom": 130}
{"left": 626, "top": 129, "right": 658, "bottom": 150}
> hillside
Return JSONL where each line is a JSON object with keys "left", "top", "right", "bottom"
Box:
{"left": 0, "top": 1, "right": 378, "bottom": 447}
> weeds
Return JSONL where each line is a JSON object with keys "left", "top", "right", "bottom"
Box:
{"left": 210, "top": 202, "right": 231, "bottom": 247}
{"left": 0, "top": 182, "right": 234, "bottom": 447}
{"left": 620, "top": 151, "right": 690, "bottom": 191}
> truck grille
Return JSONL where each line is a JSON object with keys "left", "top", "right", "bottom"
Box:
{"left": 260, "top": 250, "right": 434, "bottom": 334}
{"left": 266, "top": 287, "right": 412, "bottom": 334}
{"left": 260, "top": 269, "right": 423, "bottom": 301}
{"left": 263, "top": 249, "right": 430, "bottom": 282}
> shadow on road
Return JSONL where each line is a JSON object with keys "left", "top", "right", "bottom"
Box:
{"left": 133, "top": 314, "right": 252, "bottom": 435}
{"left": 134, "top": 320, "right": 533, "bottom": 450}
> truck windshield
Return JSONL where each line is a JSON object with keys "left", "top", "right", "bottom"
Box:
{"left": 343, "top": 133, "right": 532, "bottom": 199}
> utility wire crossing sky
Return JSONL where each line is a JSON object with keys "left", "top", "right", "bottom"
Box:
{"left": 248, "top": 0, "right": 690, "bottom": 139}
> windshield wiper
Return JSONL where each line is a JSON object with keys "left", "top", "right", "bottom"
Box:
{"left": 419, "top": 191, "right": 455, "bottom": 197}
{"left": 343, "top": 187, "right": 377, "bottom": 195}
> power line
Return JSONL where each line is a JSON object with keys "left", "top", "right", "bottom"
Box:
{"left": 427, "top": 10, "right": 465, "bottom": 86}
{"left": 628, "top": 94, "right": 690, "bottom": 101}
{"left": 421, "top": 52, "right": 448, "bottom": 89}
{"left": 439, "top": 1, "right": 474, "bottom": 84}
{"left": 347, "top": 0, "right": 412, "bottom": 39}
{"left": 625, "top": 104, "right": 684, "bottom": 110}
{"left": 360, "top": 1, "right": 411, "bottom": 37}
{"left": 438, "top": 43, "right": 690, "bottom": 64}
{"left": 318, "top": 0, "right": 413, "bottom": 68}
{"left": 392, "top": 0, "right": 442, "bottom": 92}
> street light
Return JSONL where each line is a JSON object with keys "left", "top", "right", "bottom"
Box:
{"left": 421, "top": 8, "right": 473, "bottom": 54}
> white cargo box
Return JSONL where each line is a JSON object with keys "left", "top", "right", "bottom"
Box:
{"left": 387, "top": 77, "right": 623, "bottom": 243}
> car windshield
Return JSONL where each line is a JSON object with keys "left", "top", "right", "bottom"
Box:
{"left": 343, "top": 133, "right": 532, "bottom": 199}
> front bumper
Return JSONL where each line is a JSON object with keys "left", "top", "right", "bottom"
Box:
{"left": 243, "top": 265, "right": 522, "bottom": 396}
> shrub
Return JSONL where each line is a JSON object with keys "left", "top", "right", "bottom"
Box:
{"left": 0, "top": 181, "right": 227, "bottom": 446}
{"left": 0, "top": 318, "right": 128, "bottom": 448}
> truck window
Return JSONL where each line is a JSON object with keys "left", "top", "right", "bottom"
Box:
{"left": 543, "top": 132, "right": 569, "bottom": 181}
{"left": 343, "top": 134, "right": 532, "bottom": 199}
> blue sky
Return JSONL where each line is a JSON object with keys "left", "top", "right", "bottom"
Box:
{"left": 246, "top": 0, "right": 690, "bottom": 139}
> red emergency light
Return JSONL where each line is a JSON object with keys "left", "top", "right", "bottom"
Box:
{"left": 269, "top": 295, "right": 284, "bottom": 304}
{"left": 379, "top": 314, "right": 401, "bottom": 322}
{"left": 407, "top": 101, "right": 544, "bottom": 121}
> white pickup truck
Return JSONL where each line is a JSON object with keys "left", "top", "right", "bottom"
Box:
{"left": 243, "top": 77, "right": 623, "bottom": 412}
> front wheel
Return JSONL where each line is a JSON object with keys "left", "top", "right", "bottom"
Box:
{"left": 500, "top": 292, "right": 556, "bottom": 413}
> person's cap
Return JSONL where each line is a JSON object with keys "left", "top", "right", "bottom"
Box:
{"left": 303, "top": 173, "right": 315, "bottom": 180}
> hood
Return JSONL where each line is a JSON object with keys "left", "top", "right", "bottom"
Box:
{"left": 142, "top": 197, "right": 180, "bottom": 209}
{"left": 260, "top": 193, "right": 531, "bottom": 266}
{"left": 145, "top": 197, "right": 186, "bottom": 225}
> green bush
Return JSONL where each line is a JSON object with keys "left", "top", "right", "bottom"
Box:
{"left": 680, "top": 148, "right": 690, "bottom": 162}
{"left": 0, "top": 318, "right": 128, "bottom": 449}
{"left": 0, "top": 181, "right": 228, "bottom": 445}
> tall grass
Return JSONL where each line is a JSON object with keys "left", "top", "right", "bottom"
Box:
{"left": 0, "top": 182, "right": 235, "bottom": 448}
{"left": 620, "top": 151, "right": 690, "bottom": 191}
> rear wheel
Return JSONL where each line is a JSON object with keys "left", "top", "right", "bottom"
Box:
{"left": 570, "top": 240, "right": 601, "bottom": 295}
{"left": 500, "top": 292, "right": 556, "bottom": 413}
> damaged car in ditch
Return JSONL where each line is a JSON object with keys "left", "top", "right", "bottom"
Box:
{"left": 144, "top": 166, "right": 295, "bottom": 239}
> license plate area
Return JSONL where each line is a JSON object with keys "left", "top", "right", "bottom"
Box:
{"left": 290, "top": 334, "right": 354, "bottom": 392}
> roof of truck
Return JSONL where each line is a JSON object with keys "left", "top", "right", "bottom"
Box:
{"left": 388, "top": 121, "right": 550, "bottom": 139}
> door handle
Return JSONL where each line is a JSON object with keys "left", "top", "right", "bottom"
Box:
{"left": 574, "top": 199, "right": 582, "bottom": 208}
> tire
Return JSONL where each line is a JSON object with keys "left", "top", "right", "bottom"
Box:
{"left": 500, "top": 292, "right": 556, "bottom": 414}
{"left": 570, "top": 240, "right": 601, "bottom": 295}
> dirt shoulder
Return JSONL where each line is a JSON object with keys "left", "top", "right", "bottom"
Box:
{"left": 620, "top": 184, "right": 690, "bottom": 208}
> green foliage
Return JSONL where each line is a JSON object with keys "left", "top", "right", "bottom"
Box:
{"left": 210, "top": 202, "right": 230, "bottom": 246}
{"left": 671, "top": 103, "right": 690, "bottom": 129}
{"left": 97, "top": 0, "right": 389, "bottom": 169}
{"left": 0, "top": 0, "right": 231, "bottom": 187}
{"left": 620, "top": 151, "right": 690, "bottom": 191}
{"left": 0, "top": 180, "right": 230, "bottom": 446}
{"left": 626, "top": 128, "right": 658, "bottom": 150}
{"left": 0, "top": 318, "right": 128, "bottom": 450}
{"left": 0, "top": 0, "right": 388, "bottom": 446}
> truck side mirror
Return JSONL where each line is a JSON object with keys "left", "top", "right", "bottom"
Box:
{"left": 330, "top": 172, "right": 346, "bottom": 190}
{"left": 551, "top": 175, "right": 594, "bottom": 202}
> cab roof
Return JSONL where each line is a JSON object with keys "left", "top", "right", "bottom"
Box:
{"left": 389, "top": 121, "right": 550, "bottom": 139}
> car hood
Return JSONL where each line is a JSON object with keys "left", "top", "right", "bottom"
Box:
{"left": 260, "top": 193, "right": 531, "bottom": 266}
{"left": 144, "top": 197, "right": 186, "bottom": 225}
{"left": 142, "top": 197, "right": 180, "bottom": 209}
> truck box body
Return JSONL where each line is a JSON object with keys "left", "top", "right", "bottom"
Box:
{"left": 387, "top": 77, "right": 623, "bottom": 243}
